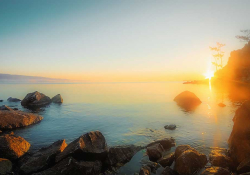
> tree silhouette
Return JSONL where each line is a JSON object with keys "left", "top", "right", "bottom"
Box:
{"left": 210, "top": 42, "right": 225, "bottom": 71}
{"left": 236, "top": 30, "right": 250, "bottom": 42}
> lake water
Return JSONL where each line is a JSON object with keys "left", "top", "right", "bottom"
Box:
{"left": 0, "top": 82, "right": 248, "bottom": 174}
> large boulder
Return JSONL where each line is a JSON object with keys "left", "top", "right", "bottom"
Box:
{"left": 0, "top": 158, "right": 12, "bottom": 174}
{"left": 158, "top": 153, "right": 175, "bottom": 167}
{"left": 21, "top": 91, "right": 51, "bottom": 108}
{"left": 201, "top": 167, "right": 231, "bottom": 175}
{"left": 147, "top": 143, "right": 164, "bottom": 162}
{"left": 105, "top": 145, "right": 142, "bottom": 167}
{"left": 33, "top": 157, "right": 102, "bottom": 175}
{"left": 209, "top": 149, "right": 234, "bottom": 170}
{"left": 51, "top": 94, "right": 63, "bottom": 103}
{"left": 19, "top": 139, "right": 67, "bottom": 174}
{"left": 174, "top": 91, "right": 201, "bottom": 111}
{"left": 174, "top": 145, "right": 207, "bottom": 175}
{"left": 7, "top": 97, "right": 21, "bottom": 102}
{"left": 0, "top": 133, "right": 30, "bottom": 160}
{"left": 56, "top": 131, "right": 108, "bottom": 162}
{"left": 228, "top": 101, "right": 250, "bottom": 165}
{"left": 0, "top": 110, "right": 43, "bottom": 130}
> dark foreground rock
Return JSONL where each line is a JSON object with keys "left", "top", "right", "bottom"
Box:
{"left": 164, "top": 124, "right": 176, "bottom": 130}
{"left": 19, "top": 140, "right": 67, "bottom": 174}
{"left": 33, "top": 157, "right": 102, "bottom": 175}
{"left": 174, "top": 91, "right": 201, "bottom": 111}
{"left": 237, "top": 157, "right": 250, "bottom": 173}
{"left": 7, "top": 97, "right": 21, "bottom": 102}
{"left": 139, "top": 166, "right": 151, "bottom": 175}
{"left": 147, "top": 143, "right": 164, "bottom": 162}
{"left": 21, "top": 91, "right": 51, "bottom": 108}
{"left": 51, "top": 94, "right": 63, "bottom": 103}
{"left": 209, "top": 149, "right": 234, "bottom": 170}
{"left": 201, "top": 167, "right": 231, "bottom": 175}
{"left": 0, "top": 105, "right": 13, "bottom": 111}
{"left": 0, "top": 158, "right": 12, "bottom": 174}
{"left": 0, "top": 100, "right": 3, "bottom": 102}
{"left": 228, "top": 101, "right": 250, "bottom": 165}
{"left": 56, "top": 131, "right": 108, "bottom": 162}
{"left": 161, "top": 167, "right": 178, "bottom": 175}
{"left": 0, "top": 133, "right": 30, "bottom": 160}
{"left": 105, "top": 145, "right": 142, "bottom": 167}
{"left": 174, "top": 145, "right": 207, "bottom": 175}
{"left": 0, "top": 110, "right": 43, "bottom": 130}
{"left": 158, "top": 153, "right": 175, "bottom": 167}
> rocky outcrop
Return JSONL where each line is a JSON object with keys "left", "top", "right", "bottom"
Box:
{"left": 237, "top": 157, "right": 250, "bottom": 173}
{"left": 56, "top": 131, "right": 108, "bottom": 162}
{"left": 201, "top": 167, "right": 231, "bottom": 175}
{"left": 147, "top": 143, "right": 164, "bottom": 162}
{"left": 105, "top": 145, "right": 142, "bottom": 167}
{"left": 51, "top": 94, "right": 63, "bottom": 103}
{"left": 21, "top": 91, "right": 51, "bottom": 108}
{"left": 164, "top": 125, "right": 176, "bottom": 130}
{"left": 161, "top": 167, "right": 178, "bottom": 175}
{"left": 0, "top": 133, "right": 30, "bottom": 160}
{"left": 158, "top": 153, "right": 175, "bottom": 167}
{"left": 7, "top": 97, "right": 21, "bottom": 102}
{"left": 228, "top": 101, "right": 250, "bottom": 165}
{"left": 139, "top": 166, "right": 151, "bottom": 175}
{"left": 19, "top": 140, "right": 67, "bottom": 174}
{"left": 0, "top": 158, "right": 12, "bottom": 174}
{"left": 209, "top": 149, "right": 234, "bottom": 170}
{"left": 174, "top": 91, "right": 201, "bottom": 111}
{"left": 0, "top": 110, "right": 43, "bottom": 130}
{"left": 174, "top": 145, "right": 207, "bottom": 175}
{"left": 33, "top": 157, "right": 102, "bottom": 175}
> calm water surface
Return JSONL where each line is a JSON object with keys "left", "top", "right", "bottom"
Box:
{"left": 0, "top": 82, "right": 247, "bottom": 174}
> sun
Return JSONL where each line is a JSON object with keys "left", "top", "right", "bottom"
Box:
{"left": 203, "top": 70, "right": 214, "bottom": 80}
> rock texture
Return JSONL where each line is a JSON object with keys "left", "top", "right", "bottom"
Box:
{"left": 147, "top": 138, "right": 175, "bottom": 150}
{"left": 0, "top": 158, "right": 12, "bottom": 174}
{"left": 228, "top": 101, "right": 250, "bottom": 165}
{"left": 209, "top": 149, "right": 234, "bottom": 170}
{"left": 21, "top": 91, "right": 51, "bottom": 108}
{"left": 174, "top": 145, "right": 207, "bottom": 175}
{"left": 0, "top": 110, "right": 43, "bottom": 130}
{"left": 139, "top": 166, "right": 151, "bottom": 175}
{"left": 174, "top": 91, "right": 201, "bottom": 111}
{"left": 56, "top": 131, "right": 108, "bottom": 162}
{"left": 19, "top": 140, "right": 67, "bottom": 174}
{"left": 201, "top": 167, "right": 231, "bottom": 175}
{"left": 51, "top": 94, "right": 63, "bottom": 103}
{"left": 158, "top": 153, "right": 175, "bottom": 167}
{"left": 0, "top": 105, "right": 13, "bottom": 111}
{"left": 237, "top": 157, "right": 250, "bottom": 173}
{"left": 0, "top": 133, "right": 30, "bottom": 160}
{"left": 7, "top": 97, "right": 21, "bottom": 102}
{"left": 161, "top": 167, "right": 178, "bottom": 175}
{"left": 147, "top": 143, "right": 164, "bottom": 162}
{"left": 164, "top": 125, "right": 176, "bottom": 130}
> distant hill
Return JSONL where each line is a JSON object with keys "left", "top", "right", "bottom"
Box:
{"left": 0, "top": 73, "right": 69, "bottom": 83}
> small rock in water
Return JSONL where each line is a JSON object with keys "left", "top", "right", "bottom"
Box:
{"left": 164, "top": 125, "right": 176, "bottom": 130}
{"left": 0, "top": 100, "right": 3, "bottom": 102}
{"left": 218, "top": 103, "right": 226, "bottom": 107}
{"left": 51, "top": 94, "right": 63, "bottom": 103}
{"left": 174, "top": 91, "right": 202, "bottom": 111}
{"left": 21, "top": 91, "right": 51, "bottom": 108}
{"left": 7, "top": 97, "right": 21, "bottom": 102}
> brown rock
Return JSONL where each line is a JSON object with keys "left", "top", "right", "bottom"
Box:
{"left": 0, "top": 133, "right": 30, "bottom": 160}
{"left": 201, "top": 167, "right": 231, "bottom": 175}
{"left": 139, "top": 166, "right": 151, "bottom": 175}
{"left": 0, "top": 110, "right": 43, "bottom": 130}
{"left": 237, "top": 157, "right": 250, "bottom": 173}
{"left": 21, "top": 91, "right": 51, "bottom": 107}
{"left": 147, "top": 138, "right": 175, "bottom": 150}
{"left": 51, "top": 94, "right": 63, "bottom": 103}
{"left": 175, "top": 145, "right": 194, "bottom": 159}
{"left": 56, "top": 131, "right": 108, "bottom": 162}
{"left": 209, "top": 149, "right": 234, "bottom": 170}
{"left": 174, "top": 91, "right": 202, "bottom": 111}
{"left": 0, "top": 158, "right": 12, "bottom": 174}
{"left": 158, "top": 153, "right": 175, "bottom": 167}
{"left": 161, "top": 166, "right": 178, "bottom": 175}
{"left": 147, "top": 143, "right": 164, "bottom": 162}
{"left": 19, "top": 140, "right": 67, "bottom": 174}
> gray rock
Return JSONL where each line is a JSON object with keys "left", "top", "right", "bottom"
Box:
{"left": 7, "top": 97, "right": 21, "bottom": 102}
{"left": 164, "top": 125, "right": 176, "bottom": 130}
{"left": 0, "top": 158, "right": 12, "bottom": 174}
{"left": 51, "top": 94, "right": 63, "bottom": 103}
{"left": 21, "top": 91, "right": 51, "bottom": 108}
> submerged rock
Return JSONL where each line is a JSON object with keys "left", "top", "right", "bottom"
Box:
{"left": 147, "top": 143, "right": 164, "bottom": 162}
{"left": 0, "top": 110, "right": 43, "bottom": 130}
{"left": 161, "top": 166, "right": 178, "bottom": 175}
{"left": 7, "top": 97, "right": 21, "bottom": 102}
{"left": 33, "top": 157, "right": 102, "bottom": 175}
{"left": 174, "top": 91, "right": 201, "bottom": 111}
{"left": 201, "top": 166, "right": 231, "bottom": 175}
{"left": 105, "top": 145, "right": 142, "bottom": 167}
{"left": 158, "top": 153, "right": 175, "bottom": 167}
{"left": 139, "top": 166, "right": 151, "bottom": 175}
{"left": 0, "top": 133, "right": 30, "bottom": 160}
{"left": 0, "top": 158, "right": 12, "bottom": 174}
{"left": 0, "top": 105, "right": 13, "bottom": 111}
{"left": 19, "top": 139, "right": 67, "bottom": 174}
{"left": 51, "top": 94, "right": 63, "bottom": 103}
{"left": 174, "top": 145, "right": 207, "bottom": 175}
{"left": 228, "top": 101, "right": 250, "bottom": 165}
{"left": 21, "top": 91, "right": 51, "bottom": 108}
{"left": 209, "top": 149, "right": 234, "bottom": 170}
{"left": 164, "top": 125, "right": 176, "bottom": 130}
{"left": 218, "top": 103, "right": 226, "bottom": 107}
{"left": 56, "top": 131, "right": 108, "bottom": 162}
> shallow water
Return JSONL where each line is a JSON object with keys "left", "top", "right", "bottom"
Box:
{"left": 0, "top": 82, "right": 247, "bottom": 174}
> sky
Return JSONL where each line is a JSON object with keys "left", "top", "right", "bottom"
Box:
{"left": 0, "top": 0, "right": 249, "bottom": 82}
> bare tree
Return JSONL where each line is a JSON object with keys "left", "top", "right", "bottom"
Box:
{"left": 236, "top": 30, "right": 250, "bottom": 42}
{"left": 210, "top": 42, "right": 225, "bottom": 71}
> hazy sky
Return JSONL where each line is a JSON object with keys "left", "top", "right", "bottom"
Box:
{"left": 0, "top": 0, "right": 249, "bottom": 82}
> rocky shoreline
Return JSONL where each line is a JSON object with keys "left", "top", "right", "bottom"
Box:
{"left": 0, "top": 91, "right": 249, "bottom": 175}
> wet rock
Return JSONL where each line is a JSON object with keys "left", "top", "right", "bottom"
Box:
{"left": 7, "top": 97, "right": 21, "bottom": 102}
{"left": 33, "top": 157, "right": 102, "bottom": 175}
{"left": 0, "top": 100, "right": 3, "bottom": 102}
{"left": 139, "top": 166, "right": 151, "bottom": 175}
{"left": 51, "top": 94, "right": 63, "bottom": 103}
{"left": 161, "top": 166, "right": 178, "bottom": 175}
{"left": 147, "top": 138, "right": 175, "bottom": 150}
{"left": 13, "top": 108, "right": 18, "bottom": 110}
{"left": 237, "top": 157, "right": 250, "bottom": 173}
{"left": 209, "top": 149, "right": 234, "bottom": 170}
{"left": 158, "top": 153, "right": 175, "bottom": 167}
{"left": 19, "top": 140, "right": 67, "bottom": 174}
{"left": 201, "top": 166, "right": 231, "bottom": 175}
{"left": 174, "top": 146, "right": 207, "bottom": 175}
{"left": 0, "top": 105, "right": 13, "bottom": 111}
{"left": 0, "top": 110, "right": 43, "bottom": 130}
{"left": 175, "top": 145, "right": 194, "bottom": 159}
{"left": 147, "top": 143, "right": 164, "bottom": 162}
{"left": 21, "top": 91, "right": 51, "bottom": 108}
{"left": 0, "top": 133, "right": 30, "bottom": 160}
{"left": 218, "top": 103, "right": 226, "bottom": 107}
{"left": 174, "top": 91, "right": 201, "bottom": 111}
{"left": 105, "top": 145, "right": 142, "bottom": 166}
{"left": 228, "top": 101, "right": 250, "bottom": 165}
{"left": 164, "top": 125, "right": 176, "bottom": 130}
{"left": 56, "top": 131, "right": 108, "bottom": 162}
{"left": 0, "top": 158, "right": 12, "bottom": 174}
